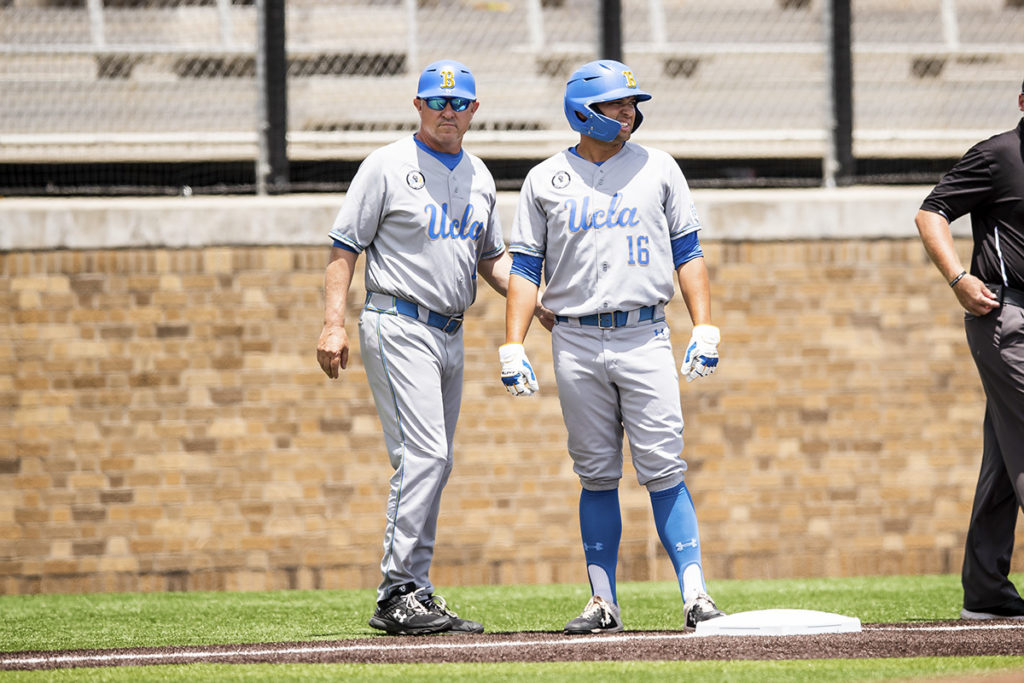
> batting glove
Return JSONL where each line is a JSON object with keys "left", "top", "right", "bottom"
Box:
{"left": 499, "top": 343, "right": 539, "bottom": 397}
{"left": 682, "top": 324, "right": 720, "bottom": 383}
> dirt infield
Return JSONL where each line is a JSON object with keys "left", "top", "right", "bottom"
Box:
{"left": 4, "top": 621, "right": 1024, "bottom": 671}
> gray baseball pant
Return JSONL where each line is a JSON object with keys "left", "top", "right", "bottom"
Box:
{"left": 359, "top": 308, "right": 462, "bottom": 603}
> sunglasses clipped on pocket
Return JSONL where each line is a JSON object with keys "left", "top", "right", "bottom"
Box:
{"left": 422, "top": 96, "right": 473, "bottom": 112}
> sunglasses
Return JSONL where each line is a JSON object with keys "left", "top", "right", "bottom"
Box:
{"left": 422, "top": 96, "right": 474, "bottom": 112}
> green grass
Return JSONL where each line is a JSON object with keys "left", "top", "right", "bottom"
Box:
{"left": 3, "top": 659, "right": 1024, "bottom": 683}
{"left": 2, "top": 575, "right": 1023, "bottom": 682}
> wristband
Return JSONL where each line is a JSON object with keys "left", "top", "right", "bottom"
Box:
{"left": 949, "top": 270, "right": 967, "bottom": 288}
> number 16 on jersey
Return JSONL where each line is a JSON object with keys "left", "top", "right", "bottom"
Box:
{"left": 626, "top": 234, "right": 650, "bottom": 266}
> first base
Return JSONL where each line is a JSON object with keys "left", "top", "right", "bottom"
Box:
{"left": 694, "top": 609, "right": 862, "bottom": 637}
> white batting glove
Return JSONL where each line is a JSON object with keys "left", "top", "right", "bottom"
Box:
{"left": 499, "top": 343, "right": 539, "bottom": 397}
{"left": 682, "top": 324, "right": 720, "bottom": 383}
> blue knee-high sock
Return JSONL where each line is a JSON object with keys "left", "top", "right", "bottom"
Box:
{"left": 579, "top": 487, "right": 621, "bottom": 604}
{"left": 650, "top": 480, "right": 705, "bottom": 603}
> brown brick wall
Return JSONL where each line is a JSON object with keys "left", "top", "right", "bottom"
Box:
{"left": 1, "top": 237, "right": 1017, "bottom": 594}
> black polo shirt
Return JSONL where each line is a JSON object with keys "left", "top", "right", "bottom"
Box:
{"left": 920, "top": 118, "right": 1024, "bottom": 290}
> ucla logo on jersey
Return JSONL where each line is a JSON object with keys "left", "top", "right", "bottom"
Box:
{"left": 424, "top": 202, "right": 484, "bottom": 241}
{"left": 551, "top": 171, "right": 571, "bottom": 189}
{"left": 406, "top": 170, "right": 425, "bottom": 190}
{"left": 564, "top": 191, "right": 640, "bottom": 232}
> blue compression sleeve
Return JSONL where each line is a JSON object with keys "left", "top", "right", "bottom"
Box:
{"left": 671, "top": 231, "right": 704, "bottom": 269}
{"left": 650, "top": 481, "right": 705, "bottom": 601}
{"left": 579, "top": 488, "right": 621, "bottom": 604}
{"left": 510, "top": 252, "right": 543, "bottom": 286}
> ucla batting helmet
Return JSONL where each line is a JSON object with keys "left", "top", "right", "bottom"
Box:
{"left": 417, "top": 60, "right": 476, "bottom": 100}
{"left": 564, "top": 60, "right": 651, "bottom": 142}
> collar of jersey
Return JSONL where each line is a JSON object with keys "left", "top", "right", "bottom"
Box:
{"left": 414, "top": 135, "right": 463, "bottom": 170}
{"left": 569, "top": 142, "right": 626, "bottom": 166}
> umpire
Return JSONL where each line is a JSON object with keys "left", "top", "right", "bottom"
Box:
{"left": 915, "top": 78, "right": 1024, "bottom": 621}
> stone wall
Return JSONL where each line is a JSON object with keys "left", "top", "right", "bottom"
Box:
{"left": 2, "top": 190, "right": 1016, "bottom": 595}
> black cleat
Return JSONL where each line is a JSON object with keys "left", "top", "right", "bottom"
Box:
{"left": 564, "top": 595, "right": 623, "bottom": 634}
{"left": 684, "top": 593, "right": 726, "bottom": 629}
{"left": 420, "top": 593, "right": 485, "bottom": 633}
{"left": 369, "top": 584, "right": 452, "bottom": 635}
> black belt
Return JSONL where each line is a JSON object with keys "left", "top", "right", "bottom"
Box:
{"left": 991, "top": 284, "right": 1024, "bottom": 309}
{"left": 555, "top": 305, "right": 660, "bottom": 329}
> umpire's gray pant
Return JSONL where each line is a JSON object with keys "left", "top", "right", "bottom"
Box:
{"left": 962, "top": 292, "right": 1024, "bottom": 611}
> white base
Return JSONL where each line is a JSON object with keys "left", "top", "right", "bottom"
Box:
{"left": 694, "top": 609, "right": 862, "bottom": 637}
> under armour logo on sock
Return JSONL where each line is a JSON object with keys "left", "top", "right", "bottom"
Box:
{"left": 675, "top": 539, "right": 697, "bottom": 552}
{"left": 583, "top": 542, "right": 605, "bottom": 551}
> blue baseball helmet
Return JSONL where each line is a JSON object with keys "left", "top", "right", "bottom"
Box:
{"left": 564, "top": 60, "right": 651, "bottom": 141}
{"left": 417, "top": 60, "right": 476, "bottom": 100}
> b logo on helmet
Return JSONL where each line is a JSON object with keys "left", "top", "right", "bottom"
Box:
{"left": 623, "top": 71, "right": 637, "bottom": 88}
{"left": 440, "top": 68, "right": 456, "bottom": 90}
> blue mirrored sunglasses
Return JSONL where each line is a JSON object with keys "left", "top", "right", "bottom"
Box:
{"left": 422, "top": 96, "right": 473, "bottom": 112}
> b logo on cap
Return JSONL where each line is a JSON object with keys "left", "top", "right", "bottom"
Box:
{"left": 440, "top": 68, "right": 455, "bottom": 90}
{"left": 623, "top": 70, "right": 637, "bottom": 87}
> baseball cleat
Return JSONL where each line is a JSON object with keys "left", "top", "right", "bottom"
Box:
{"left": 369, "top": 585, "right": 452, "bottom": 636}
{"left": 684, "top": 592, "right": 726, "bottom": 629}
{"left": 564, "top": 595, "right": 623, "bottom": 634}
{"left": 420, "top": 593, "right": 485, "bottom": 633}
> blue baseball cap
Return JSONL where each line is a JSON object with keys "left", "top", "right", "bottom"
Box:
{"left": 417, "top": 60, "right": 476, "bottom": 100}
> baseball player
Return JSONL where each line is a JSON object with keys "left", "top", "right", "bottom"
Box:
{"left": 500, "top": 60, "right": 726, "bottom": 633}
{"left": 316, "top": 59, "right": 549, "bottom": 636}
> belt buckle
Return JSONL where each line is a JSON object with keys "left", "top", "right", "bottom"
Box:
{"left": 597, "top": 312, "right": 614, "bottom": 329}
{"left": 442, "top": 317, "right": 463, "bottom": 334}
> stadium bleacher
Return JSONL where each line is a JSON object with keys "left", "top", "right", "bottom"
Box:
{"left": 0, "top": 0, "right": 1022, "bottom": 170}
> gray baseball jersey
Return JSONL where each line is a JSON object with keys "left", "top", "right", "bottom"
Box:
{"left": 330, "top": 135, "right": 505, "bottom": 316}
{"left": 510, "top": 142, "right": 700, "bottom": 317}
{"left": 330, "top": 135, "right": 504, "bottom": 600}
{"left": 510, "top": 141, "right": 700, "bottom": 490}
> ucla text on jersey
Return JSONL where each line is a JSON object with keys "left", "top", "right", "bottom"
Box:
{"left": 424, "top": 202, "right": 485, "bottom": 240}
{"left": 564, "top": 192, "right": 640, "bottom": 233}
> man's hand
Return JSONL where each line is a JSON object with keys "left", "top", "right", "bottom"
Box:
{"left": 535, "top": 303, "right": 556, "bottom": 332}
{"left": 317, "top": 324, "right": 350, "bottom": 379}
{"left": 682, "top": 324, "right": 720, "bottom": 383}
{"left": 499, "top": 343, "right": 539, "bottom": 396}
{"left": 952, "top": 273, "right": 1000, "bottom": 317}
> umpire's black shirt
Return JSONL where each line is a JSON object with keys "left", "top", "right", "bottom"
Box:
{"left": 921, "top": 118, "right": 1024, "bottom": 290}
